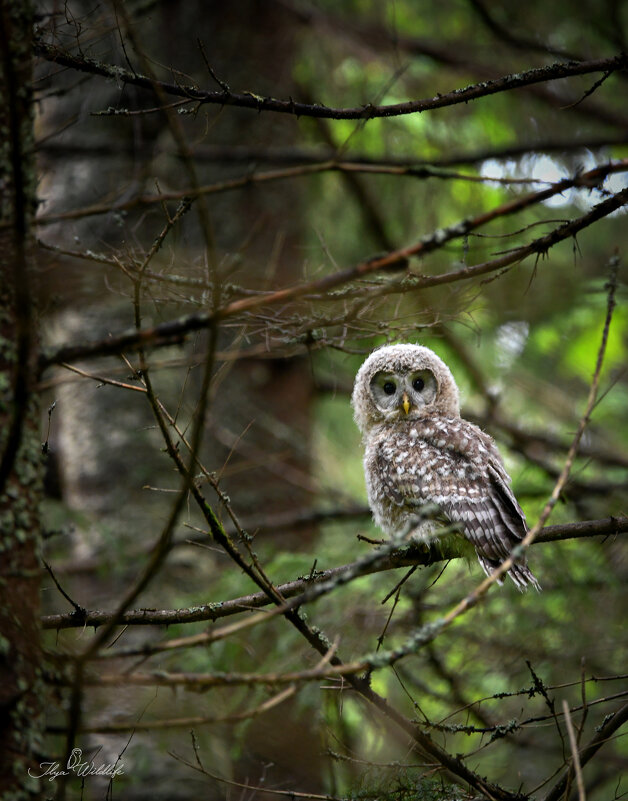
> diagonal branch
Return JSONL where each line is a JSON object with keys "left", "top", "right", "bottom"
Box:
{"left": 37, "top": 184, "right": 628, "bottom": 372}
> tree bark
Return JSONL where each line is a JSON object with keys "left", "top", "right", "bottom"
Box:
{"left": 0, "top": 1, "right": 43, "bottom": 797}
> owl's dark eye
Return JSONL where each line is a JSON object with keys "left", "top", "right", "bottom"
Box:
{"left": 383, "top": 381, "right": 396, "bottom": 395}
{"left": 412, "top": 377, "right": 425, "bottom": 392}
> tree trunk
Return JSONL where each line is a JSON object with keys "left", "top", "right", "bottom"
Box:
{"left": 0, "top": 1, "right": 44, "bottom": 797}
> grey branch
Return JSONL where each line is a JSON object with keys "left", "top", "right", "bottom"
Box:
{"left": 42, "top": 516, "right": 627, "bottom": 631}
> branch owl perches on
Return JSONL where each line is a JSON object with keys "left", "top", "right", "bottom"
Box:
{"left": 352, "top": 344, "right": 540, "bottom": 591}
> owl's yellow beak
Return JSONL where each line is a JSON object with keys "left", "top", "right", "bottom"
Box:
{"left": 401, "top": 392, "right": 411, "bottom": 415}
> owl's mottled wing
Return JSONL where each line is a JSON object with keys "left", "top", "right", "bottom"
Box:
{"left": 376, "top": 417, "right": 540, "bottom": 591}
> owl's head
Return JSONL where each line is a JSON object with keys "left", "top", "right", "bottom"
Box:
{"left": 352, "top": 344, "right": 460, "bottom": 433}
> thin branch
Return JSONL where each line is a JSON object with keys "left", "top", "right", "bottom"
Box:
{"left": 562, "top": 700, "right": 586, "bottom": 801}
{"left": 60, "top": 362, "right": 147, "bottom": 393}
{"left": 543, "top": 703, "right": 628, "bottom": 801}
{"left": 37, "top": 184, "right": 628, "bottom": 372}
{"left": 35, "top": 133, "right": 628, "bottom": 168}
{"left": 40, "top": 515, "right": 628, "bottom": 631}
{"left": 278, "top": 0, "right": 628, "bottom": 128}
{"left": 33, "top": 38, "right": 628, "bottom": 120}
{"left": 42, "top": 560, "right": 85, "bottom": 616}
{"left": 32, "top": 156, "right": 628, "bottom": 227}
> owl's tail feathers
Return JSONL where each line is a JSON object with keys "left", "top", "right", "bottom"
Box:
{"left": 477, "top": 554, "right": 541, "bottom": 592}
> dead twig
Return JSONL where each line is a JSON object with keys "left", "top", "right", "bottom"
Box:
{"left": 562, "top": 700, "right": 586, "bottom": 801}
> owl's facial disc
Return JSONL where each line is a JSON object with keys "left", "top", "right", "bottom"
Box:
{"left": 370, "top": 369, "right": 437, "bottom": 418}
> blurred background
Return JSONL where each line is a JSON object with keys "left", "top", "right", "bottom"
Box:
{"left": 33, "top": 1, "right": 628, "bottom": 799}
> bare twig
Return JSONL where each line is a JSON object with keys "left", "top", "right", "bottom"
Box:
{"left": 33, "top": 38, "right": 628, "bottom": 121}
{"left": 32, "top": 156, "right": 628, "bottom": 227}
{"left": 562, "top": 699, "right": 586, "bottom": 801}
{"left": 37, "top": 186, "right": 628, "bottom": 372}
{"left": 60, "top": 362, "right": 147, "bottom": 392}
{"left": 543, "top": 703, "right": 628, "bottom": 801}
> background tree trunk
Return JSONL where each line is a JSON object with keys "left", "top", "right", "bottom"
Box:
{"left": 0, "top": 0, "right": 44, "bottom": 797}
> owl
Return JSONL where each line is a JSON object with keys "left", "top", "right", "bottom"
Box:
{"left": 352, "top": 344, "right": 540, "bottom": 591}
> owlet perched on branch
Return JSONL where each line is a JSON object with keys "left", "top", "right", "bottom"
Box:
{"left": 352, "top": 344, "right": 540, "bottom": 591}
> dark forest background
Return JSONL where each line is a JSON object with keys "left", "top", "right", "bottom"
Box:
{"left": 1, "top": 1, "right": 627, "bottom": 799}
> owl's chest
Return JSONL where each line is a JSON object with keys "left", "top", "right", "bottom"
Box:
{"left": 362, "top": 421, "right": 481, "bottom": 534}
{"left": 362, "top": 431, "right": 429, "bottom": 533}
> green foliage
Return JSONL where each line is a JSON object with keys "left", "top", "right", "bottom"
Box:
{"left": 32, "top": 1, "right": 628, "bottom": 800}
